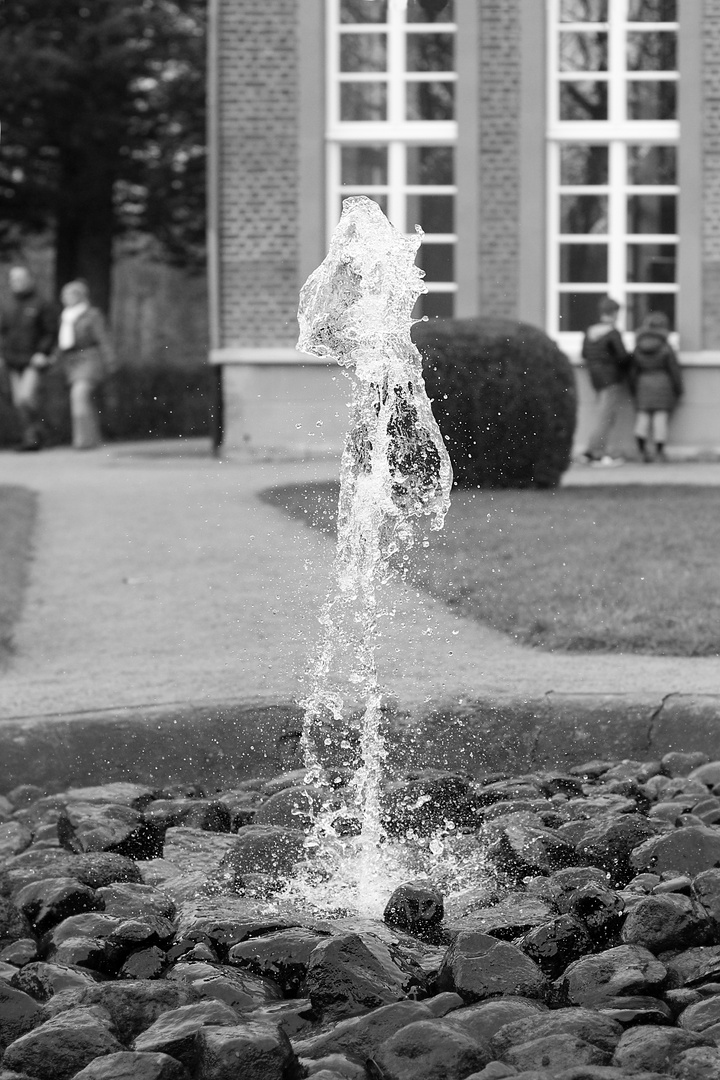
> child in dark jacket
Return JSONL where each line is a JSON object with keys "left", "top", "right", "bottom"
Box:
{"left": 580, "top": 296, "right": 629, "bottom": 465}
{"left": 629, "top": 311, "right": 683, "bottom": 463}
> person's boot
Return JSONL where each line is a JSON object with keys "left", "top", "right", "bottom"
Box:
{"left": 655, "top": 443, "right": 668, "bottom": 463}
{"left": 636, "top": 436, "right": 651, "bottom": 463}
{"left": 16, "top": 410, "right": 42, "bottom": 451}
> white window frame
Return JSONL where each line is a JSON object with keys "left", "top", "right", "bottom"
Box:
{"left": 326, "top": 0, "right": 459, "bottom": 312}
{"left": 546, "top": 0, "right": 680, "bottom": 355}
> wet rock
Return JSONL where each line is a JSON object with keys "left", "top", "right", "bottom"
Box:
{"left": 228, "top": 927, "right": 329, "bottom": 996}
{"left": 662, "top": 751, "right": 710, "bottom": 778}
{"left": 372, "top": 1019, "right": 490, "bottom": 1080}
{"left": 611, "top": 1024, "right": 713, "bottom": 1073}
{"left": 437, "top": 932, "right": 549, "bottom": 1003}
{"left": 3, "top": 850, "right": 141, "bottom": 895}
{"left": 595, "top": 996, "right": 673, "bottom": 1026}
{"left": 693, "top": 868, "right": 720, "bottom": 929}
{"left": 62, "top": 784, "right": 160, "bottom": 810}
{"left": 0, "top": 899, "right": 33, "bottom": 947}
{"left": 71, "top": 1051, "right": 191, "bottom": 1080}
{"left": 672, "top": 1045, "right": 720, "bottom": 1079}
{"left": 443, "top": 998, "right": 547, "bottom": 1045}
{"left": 0, "top": 823, "right": 33, "bottom": 860}
{"left": 96, "top": 883, "right": 176, "bottom": 922}
{"left": 621, "top": 893, "right": 711, "bottom": 952}
{"left": 14, "top": 878, "right": 103, "bottom": 935}
{"left": 486, "top": 818, "right": 577, "bottom": 882}
{"left": 252, "top": 785, "right": 325, "bottom": 830}
{"left": 663, "top": 945, "right": 720, "bottom": 988}
{"left": 41, "top": 980, "right": 201, "bottom": 1043}
{"left": 564, "top": 884, "right": 625, "bottom": 945}
{"left": 631, "top": 827, "right": 720, "bottom": 877}
{"left": 218, "top": 826, "right": 305, "bottom": 880}
{"left": 0, "top": 939, "right": 37, "bottom": 967}
{"left": 678, "top": 994, "right": 720, "bottom": 1034}
{"left": 131, "top": 1000, "right": 241, "bottom": 1068}
{"left": 57, "top": 803, "right": 162, "bottom": 859}
{"left": 529, "top": 867, "right": 610, "bottom": 906}
{"left": 576, "top": 814, "right": 660, "bottom": 886}
{"left": 383, "top": 772, "right": 473, "bottom": 836}
{"left": 652, "top": 874, "right": 693, "bottom": 895}
{"left": 383, "top": 882, "right": 444, "bottom": 936}
{"left": 424, "top": 991, "right": 464, "bottom": 1017}
{"left": 520, "top": 916, "right": 593, "bottom": 979}
{"left": 502, "top": 1033, "right": 610, "bottom": 1073}
{"left": 144, "top": 798, "right": 232, "bottom": 834}
{"left": 197, "top": 1021, "right": 300, "bottom": 1080}
{"left": 43, "top": 913, "right": 134, "bottom": 974}
{"left": 119, "top": 946, "right": 166, "bottom": 980}
{"left": 689, "top": 762, "right": 720, "bottom": 787}
{"left": 490, "top": 1009, "right": 622, "bottom": 1061}
{"left": 0, "top": 982, "right": 43, "bottom": 1051}
{"left": 164, "top": 960, "right": 281, "bottom": 1011}
{"left": 303, "top": 932, "right": 423, "bottom": 1021}
{"left": 243, "top": 998, "right": 314, "bottom": 1039}
{"left": 2, "top": 1005, "right": 123, "bottom": 1080}
{"left": 11, "top": 961, "right": 99, "bottom": 1001}
{"left": 293, "top": 1000, "right": 433, "bottom": 1061}
{"left": 445, "top": 894, "right": 552, "bottom": 941}
{"left": 664, "top": 987, "right": 703, "bottom": 1016}
{"left": 301, "top": 1054, "right": 366, "bottom": 1079}
{"left": 558, "top": 945, "right": 666, "bottom": 1006}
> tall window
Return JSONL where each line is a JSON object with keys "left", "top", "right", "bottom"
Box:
{"left": 548, "top": 0, "right": 679, "bottom": 342}
{"left": 327, "top": 0, "right": 458, "bottom": 318}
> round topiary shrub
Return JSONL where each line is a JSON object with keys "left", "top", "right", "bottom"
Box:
{"left": 413, "top": 316, "right": 577, "bottom": 489}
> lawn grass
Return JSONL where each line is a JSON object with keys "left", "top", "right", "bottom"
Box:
{"left": 261, "top": 481, "right": 720, "bottom": 656}
{"left": 0, "top": 486, "right": 37, "bottom": 669}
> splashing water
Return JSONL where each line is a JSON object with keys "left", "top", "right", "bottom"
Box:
{"left": 292, "top": 196, "right": 453, "bottom": 913}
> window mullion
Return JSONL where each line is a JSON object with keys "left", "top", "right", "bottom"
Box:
{"left": 608, "top": 140, "right": 626, "bottom": 319}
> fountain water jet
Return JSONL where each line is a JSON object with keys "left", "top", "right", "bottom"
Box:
{"left": 294, "top": 196, "right": 453, "bottom": 912}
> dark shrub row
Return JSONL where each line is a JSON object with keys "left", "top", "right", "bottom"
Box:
{"left": 413, "top": 317, "right": 577, "bottom": 489}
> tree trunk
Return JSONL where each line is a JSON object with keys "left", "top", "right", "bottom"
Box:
{"left": 54, "top": 151, "right": 116, "bottom": 313}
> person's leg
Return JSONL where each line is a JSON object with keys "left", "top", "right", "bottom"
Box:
{"left": 10, "top": 367, "right": 42, "bottom": 448}
{"left": 634, "top": 410, "right": 652, "bottom": 461}
{"left": 69, "top": 379, "right": 101, "bottom": 449}
{"left": 586, "top": 383, "right": 623, "bottom": 460}
{"left": 653, "top": 411, "right": 669, "bottom": 461}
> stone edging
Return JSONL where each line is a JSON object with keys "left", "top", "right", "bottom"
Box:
{"left": 0, "top": 693, "right": 718, "bottom": 793}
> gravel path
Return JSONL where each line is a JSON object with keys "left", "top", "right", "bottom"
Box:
{"left": 0, "top": 441, "right": 718, "bottom": 723}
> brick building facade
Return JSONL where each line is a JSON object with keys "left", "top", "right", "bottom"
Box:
{"left": 209, "top": 0, "right": 720, "bottom": 457}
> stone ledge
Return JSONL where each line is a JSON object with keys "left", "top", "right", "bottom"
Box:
{"left": 0, "top": 693, "right": 718, "bottom": 792}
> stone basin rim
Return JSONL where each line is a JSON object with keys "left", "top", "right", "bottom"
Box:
{"left": 0, "top": 692, "right": 718, "bottom": 794}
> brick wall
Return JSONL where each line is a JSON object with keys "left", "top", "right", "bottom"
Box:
{"left": 477, "top": 0, "right": 521, "bottom": 318}
{"left": 704, "top": 0, "right": 720, "bottom": 347}
{"left": 217, "top": 0, "right": 300, "bottom": 348}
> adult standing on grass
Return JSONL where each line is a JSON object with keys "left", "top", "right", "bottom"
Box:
{"left": 56, "top": 279, "right": 116, "bottom": 450}
{"left": 580, "top": 296, "right": 630, "bottom": 467}
{"left": 629, "top": 311, "right": 683, "bottom": 463}
{"left": 0, "top": 266, "right": 57, "bottom": 451}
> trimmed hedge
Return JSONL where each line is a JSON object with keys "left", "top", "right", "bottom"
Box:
{"left": 413, "top": 316, "right": 577, "bottom": 489}
{"left": 0, "top": 363, "right": 212, "bottom": 447}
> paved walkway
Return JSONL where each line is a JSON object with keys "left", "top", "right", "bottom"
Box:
{"left": 0, "top": 441, "right": 719, "bottom": 723}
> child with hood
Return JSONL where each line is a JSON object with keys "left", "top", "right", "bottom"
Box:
{"left": 629, "top": 311, "right": 683, "bottom": 462}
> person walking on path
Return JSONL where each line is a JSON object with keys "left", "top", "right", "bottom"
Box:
{"left": 580, "top": 296, "right": 630, "bottom": 467}
{"left": 629, "top": 310, "right": 683, "bottom": 463}
{"left": 0, "top": 266, "right": 57, "bottom": 451}
{"left": 55, "top": 279, "right": 116, "bottom": 450}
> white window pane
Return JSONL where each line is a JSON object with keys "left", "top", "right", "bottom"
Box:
{"left": 560, "top": 243, "right": 608, "bottom": 283}
{"left": 406, "top": 81, "right": 455, "bottom": 121}
{"left": 559, "top": 292, "right": 607, "bottom": 331}
{"left": 418, "top": 243, "right": 455, "bottom": 281}
{"left": 559, "top": 0, "right": 607, "bottom": 21}
{"left": 340, "top": 33, "right": 387, "bottom": 72}
{"left": 626, "top": 31, "right": 677, "bottom": 72}
{"left": 627, "top": 243, "right": 676, "bottom": 283}
{"left": 340, "top": 0, "right": 388, "bottom": 24}
{"left": 340, "top": 82, "right": 387, "bottom": 121}
{"left": 406, "top": 1, "right": 455, "bottom": 25}
{"left": 559, "top": 81, "right": 608, "bottom": 121}
{"left": 341, "top": 145, "right": 388, "bottom": 185}
{"left": 413, "top": 292, "right": 455, "bottom": 320}
{"left": 406, "top": 146, "right": 455, "bottom": 184}
{"left": 626, "top": 293, "right": 675, "bottom": 331}
{"left": 627, "top": 0, "right": 677, "bottom": 22}
{"left": 559, "top": 31, "right": 608, "bottom": 72}
{"left": 627, "top": 145, "right": 677, "bottom": 185}
{"left": 406, "top": 194, "right": 454, "bottom": 233}
{"left": 406, "top": 33, "right": 455, "bottom": 73}
{"left": 560, "top": 145, "right": 609, "bottom": 185}
{"left": 560, "top": 194, "right": 608, "bottom": 233}
{"left": 627, "top": 81, "right": 677, "bottom": 121}
{"left": 627, "top": 194, "right": 677, "bottom": 233}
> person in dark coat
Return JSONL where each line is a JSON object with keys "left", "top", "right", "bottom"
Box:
{"left": 0, "top": 266, "right": 57, "bottom": 450}
{"left": 580, "top": 296, "right": 629, "bottom": 465}
{"left": 629, "top": 311, "right": 683, "bottom": 463}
